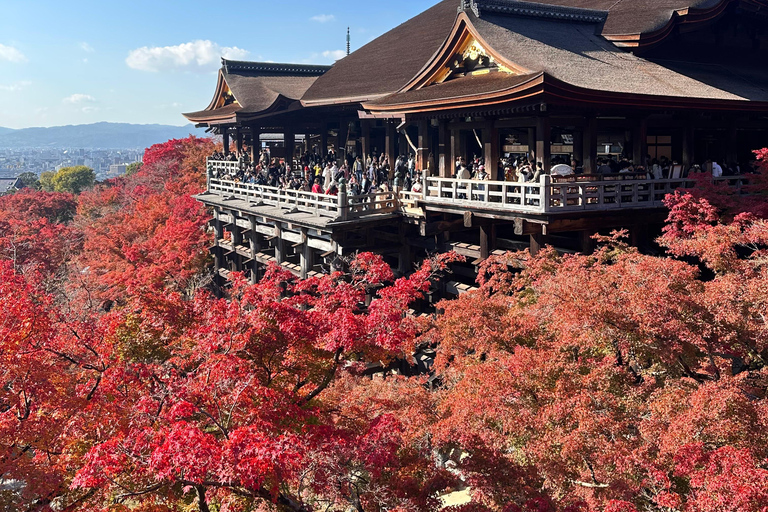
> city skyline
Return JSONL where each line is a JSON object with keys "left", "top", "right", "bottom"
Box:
{"left": 0, "top": 0, "right": 437, "bottom": 129}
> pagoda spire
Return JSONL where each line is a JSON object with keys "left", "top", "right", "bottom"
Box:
{"left": 346, "top": 27, "right": 351, "bottom": 56}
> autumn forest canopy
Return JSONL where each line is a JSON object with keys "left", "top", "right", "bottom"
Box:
{"left": 1, "top": 137, "right": 768, "bottom": 512}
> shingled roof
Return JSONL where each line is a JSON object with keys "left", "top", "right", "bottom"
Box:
{"left": 499, "top": 0, "right": 768, "bottom": 46}
{"left": 363, "top": 3, "right": 768, "bottom": 113}
{"left": 184, "top": 60, "right": 331, "bottom": 124}
{"left": 301, "top": 0, "right": 460, "bottom": 105}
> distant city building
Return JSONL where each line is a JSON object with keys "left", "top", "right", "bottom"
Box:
{"left": 108, "top": 164, "right": 127, "bottom": 177}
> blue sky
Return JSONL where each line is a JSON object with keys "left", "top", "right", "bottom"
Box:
{"left": 0, "top": 0, "right": 438, "bottom": 129}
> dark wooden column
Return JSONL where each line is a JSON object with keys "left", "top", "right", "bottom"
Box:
{"left": 682, "top": 125, "right": 695, "bottom": 170}
{"left": 320, "top": 124, "right": 328, "bottom": 159}
{"left": 527, "top": 127, "right": 536, "bottom": 161}
{"left": 438, "top": 120, "right": 449, "bottom": 177}
{"left": 300, "top": 228, "right": 313, "bottom": 279}
{"left": 338, "top": 120, "right": 349, "bottom": 164}
{"left": 450, "top": 128, "right": 461, "bottom": 176}
{"left": 385, "top": 121, "right": 397, "bottom": 162}
{"left": 632, "top": 117, "right": 648, "bottom": 167}
{"left": 274, "top": 225, "right": 284, "bottom": 265}
{"left": 361, "top": 120, "right": 371, "bottom": 162}
{"left": 580, "top": 230, "right": 596, "bottom": 255}
{"left": 573, "top": 129, "right": 584, "bottom": 168}
{"left": 231, "top": 219, "right": 243, "bottom": 272}
{"left": 529, "top": 230, "right": 547, "bottom": 257}
{"left": 250, "top": 128, "right": 260, "bottom": 165}
{"left": 583, "top": 116, "right": 598, "bottom": 174}
{"left": 284, "top": 129, "right": 295, "bottom": 166}
{"left": 236, "top": 127, "right": 244, "bottom": 154}
{"left": 535, "top": 116, "right": 552, "bottom": 173}
{"left": 483, "top": 121, "right": 499, "bottom": 180}
{"left": 222, "top": 127, "right": 231, "bottom": 155}
{"left": 417, "top": 119, "right": 429, "bottom": 171}
{"left": 480, "top": 224, "right": 496, "bottom": 260}
{"left": 249, "top": 217, "right": 261, "bottom": 284}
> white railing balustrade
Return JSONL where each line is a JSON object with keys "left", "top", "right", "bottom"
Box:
{"left": 206, "top": 157, "right": 750, "bottom": 218}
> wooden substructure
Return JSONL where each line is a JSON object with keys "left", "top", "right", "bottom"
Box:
{"left": 200, "top": 160, "right": 750, "bottom": 297}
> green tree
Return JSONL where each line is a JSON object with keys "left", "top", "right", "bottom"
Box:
{"left": 125, "top": 162, "right": 143, "bottom": 176}
{"left": 50, "top": 166, "right": 95, "bottom": 194}
{"left": 40, "top": 171, "right": 55, "bottom": 192}
{"left": 16, "top": 172, "right": 40, "bottom": 190}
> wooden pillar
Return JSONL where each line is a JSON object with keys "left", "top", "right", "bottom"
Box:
{"left": 284, "top": 129, "right": 295, "bottom": 166}
{"left": 338, "top": 120, "right": 349, "bottom": 164}
{"left": 682, "top": 125, "right": 695, "bottom": 170}
{"left": 299, "top": 229, "right": 313, "bottom": 279}
{"left": 579, "top": 230, "right": 596, "bottom": 255}
{"left": 525, "top": 127, "right": 534, "bottom": 161}
{"left": 320, "top": 124, "right": 328, "bottom": 160}
{"left": 250, "top": 128, "right": 260, "bottom": 165}
{"left": 573, "top": 130, "right": 584, "bottom": 167}
{"left": 483, "top": 122, "right": 499, "bottom": 180}
{"left": 450, "top": 128, "right": 461, "bottom": 176}
{"left": 583, "top": 116, "right": 598, "bottom": 174}
{"left": 231, "top": 220, "right": 243, "bottom": 272}
{"left": 535, "top": 116, "right": 552, "bottom": 173}
{"left": 222, "top": 128, "right": 231, "bottom": 155}
{"left": 479, "top": 224, "right": 496, "bottom": 260}
{"left": 417, "top": 119, "right": 429, "bottom": 171}
{"left": 632, "top": 117, "right": 648, "bottom": 167}
{"left": 236, "top": 127, "right": 244, "bottom": 154}
{"left": 274, "top": 225, "right": 284, "bottom": 265}
{"left": 438, "top": 120, "right": 449, "bottom": 177}
{"left": 529, "top": 229, "right": 547, "bottom": 256}
{"left": 361, "top": 120, "right": 371, "bottom": 162}
{"left": 385, "top": 121, "right": 397, "bottom": 163}
{"left": 249, "top": 217, "right": 261, "bottom": 284}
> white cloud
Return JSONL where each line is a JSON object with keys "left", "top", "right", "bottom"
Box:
{"left": 0, "top": 80, "right": 31, "bottom": 92}
{"left": 80, "top": 42, "right": 95, "bottom": 53}
{"left": 126, "top": 40, "right": 249, "bottom": 73}
{"left": 63, "top": 93, "right": 96, "bottom": 104}
{"left": 322, "top": 50, "right": 346, "bottom": 61}
{"left": 0, "top": 44, "right": 27, "bottom": 63}
{"left": 81, "top": 106, "right": 100, "bottom": 113}
{"left": 311, "top": 14, "right": 335, "bottom": 23}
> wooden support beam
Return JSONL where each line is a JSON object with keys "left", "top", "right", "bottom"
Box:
{"left": 450, "top": 128, "right": 461, "bottom": 176}
{"left": 320, "top": 123, "right": 328, "bottom": 160}
{"left": 417, "top": 119, "right": 429, "bottom": 171}
{"left": 249, "top": 217, "right": 261, "bottom": 284}
{"left": 236, "top": 128, "right": 244, "bottom": 154}
{"left": 483, "top": 122, "right": 500, "bottom": 181}
{"left": 536, "top": 116, "right": 552, "bottom": 173}
{"left": 385, "top": 121, "right": 397, "bottom": 165}
{"left": 274, "top": 225, "right": 284, "bottom": 265}
{"left": 529, "top": 229, "right": 547, "bottom": 257}
{"left": 361, "top": 120, "right": 371, "bottom": 162}
{"left": 299, "top": 228, "right": 313, "bottom": 280}
{"left": 682, "top": 125, "right": 695, "bottom": 170}
{"left": 632, "top": 117, "right": 648, "bottom": 167}
{"left": 284, "top": 129, "right": 295, "bottom": 166}
{"left": 250, "top": 129, "right": 260, "bottom": 165}
{"left": 223, "top": 128, "right": 231, "bottom": 156}
{"left": 582, "top": 116, "right": 598, "bottom": 174}
{"left": 438, "top": 120, "right": 449, "bottom": 178}
{"left": 479, "top": 224, "right": 496, "bottom": 260}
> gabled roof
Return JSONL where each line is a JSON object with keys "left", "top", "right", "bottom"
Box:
{"left": 301, "top": 0, "right": 460, "bottom": 105}
{"left": 363, "top": 4, "right": 768, "bottom": 114}
{"left": 184, "top": 60, "right": 331, "bottom": 124}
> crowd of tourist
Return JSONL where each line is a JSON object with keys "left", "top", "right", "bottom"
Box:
{"left": 209, "top": 145, "right": 757, "bottom": 199}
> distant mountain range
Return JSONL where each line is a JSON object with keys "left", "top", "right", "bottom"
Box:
{"left": 0, "top": 122, "right": 206, "bottom": 149}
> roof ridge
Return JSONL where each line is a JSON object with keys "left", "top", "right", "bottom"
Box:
{"left": 459, "top": 0, "right": 608, "bottom": 23}
{"left": 221, "top": 59, "right": 332, "bottom": 75}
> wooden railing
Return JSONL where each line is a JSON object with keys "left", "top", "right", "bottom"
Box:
{"left": 209, "top": 179, "right": 342, "bottom": 218}
{"left": 207, "top": 159, "right": 750, "bottom": 219}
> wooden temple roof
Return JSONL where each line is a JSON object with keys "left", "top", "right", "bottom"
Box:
{"left": 183, "top": 60, "right": 330, "bottom": 124}
{"left": 185, "top": 0, "right": 768, "bottom": 125}
{"left": 518, "top": 0, "right": 768, "bottom": 48}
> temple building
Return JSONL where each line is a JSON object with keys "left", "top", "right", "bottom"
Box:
{"left": 185, "top": 0, "right": 768, "bottom": 291}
